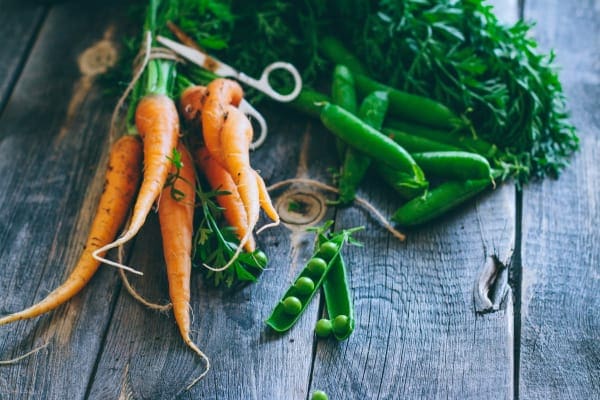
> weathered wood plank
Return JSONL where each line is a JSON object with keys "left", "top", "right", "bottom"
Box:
{"left": 520, "top": 0, "right": 600, "bottom": 398}
{"left": 86, "top": 109, "right": 338, "bottom": 399}
{"left": 309, "top": 168, "right": 515, "bottom": 399}
{"left": 309, "top": 1, "right": 518, "bottom": 398}
{"left": 0, "top": 2, "right": 130, "bottom": 399}
{"left": 0, "top": 0, "right": 46, "bottom": 112}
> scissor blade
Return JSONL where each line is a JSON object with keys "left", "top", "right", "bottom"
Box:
{"left": 156, "top": 35, "right": 234, "bottom": 77}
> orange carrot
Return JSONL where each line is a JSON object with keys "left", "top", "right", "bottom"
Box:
{"left": 182, "top": 78, "right": 278, "bottom": 261}
{"left": 201, "top": 79, "right": 243, "bottom": 166}
{"left": 194, "top": 147, "right": 256, "bottom": 252}
{"left": 0, "top": 135, "right": 143, "bottom": 326}
{"left": 220, "top": 106, "right": 260, "bottom": 233}
{"left": 157, "top": 142, "right": 210, "bottom": 381}
{"left": 93, "top": 94, "right": 180, "bottom": 271}
{"left": 180, "top": 85, "right": 206, "bottom": 123}
{"left": 255, "top": 170, "right": 279, "bottom": 224}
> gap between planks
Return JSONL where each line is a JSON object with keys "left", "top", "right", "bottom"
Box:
{"left": 0, "top": 5, "right": 49, "bottom": 117}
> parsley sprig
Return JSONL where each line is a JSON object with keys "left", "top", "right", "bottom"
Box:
{"left": 193, "top": 183, "right": 268, "bottom": 288}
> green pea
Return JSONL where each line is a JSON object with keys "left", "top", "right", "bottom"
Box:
{"left": 318, "top": 242, "right": 339, "bottom": 261}
{"left": 307, "top": 257, "right": 328, "bottom": 277}
{"left": 315, "top": 319, "right": 333, "bottom": 338}
{"left": 253, "top": 250, "right": 268, "bottom": 268}
{"left": 332, "top": 314, "right": 350, "bottom": 335}
{"left": 294, "top": 277, "right": 315, "bottom": 296}
{"left": 282, "top": 296, "right": 302, "bottom": 316}
{"left": 311, "top": 390, "right": 329, "bottom": 400}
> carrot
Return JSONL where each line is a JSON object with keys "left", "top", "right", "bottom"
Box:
{"left": 181, "top": 78, "right": 279, "bottom": 268}
{"left": 194, "top": 147, "right": 256, "bottom": 252}
{"left": 93, "top": 94, "right": 180, "bottom": 272}
{"left": 158, "top": 142, "right": 209, "bottom": 384}
{"left": 201, "top": 79, "right": 243, "bottom": 166}
{"left": 255, "top": 170, "right": 279, "bottom": 224}
{"left": 220, "top": 106, "right": 260, "bottom": 232}
{"left": 180, "top": 85, "right": 206, "bottom": 123}
{"left": 0, "top": 135, "right": 143, "bottom": 326}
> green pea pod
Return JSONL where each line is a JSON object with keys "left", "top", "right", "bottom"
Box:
{"left": 320, "top": 103, "right": 428, "bottom": 194}
{"left": 332, "top": 65, "right": 358, "bottom": 161}
{"left": 412, "top": 151, "right": 493, "bottom": 181}
{"left": 376, "top": 165, "right": 430, "bottom": 200}
{"left": 383, "top": 128, "right": 463, "bottom": 153}
{"left": 354, "top": 74, "right": 461, "bottom": 130}
{"left": 338, "top": 91, "right": 389, "bottom": 204}
{"left": 266, "top": 233, "right": 348, "bottom": 333}
{"left": 319, "top": 234, "right": 354, "bottom": 341}
{"left": 385, "top": 120, "right": 498, "bottom": 159}
{"left": 289, "top": 89, "right": 330, "bottom": 119}
{"left": 392, "top": 178, "right": 493, "bottom": 227}
{"left": 332, "top": 65, "right": 358, "bottom": 114}
{"left": 319, "top": 36, "right": 368, "bottom": 76}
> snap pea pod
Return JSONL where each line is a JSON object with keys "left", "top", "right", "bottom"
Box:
{"left": 412, "top": 151, "right": 493, "bottom": 181}
{"left": 332, "top": 65, "right": 358, "bottom": 114}
{"left": 338, "top": 91, "right": 389, "bottom": 204}
{"left": 289, "top": 89, "right": 330, "bottom": 119}
{"left": 392, "top": 178, "right": 493, "bottom": 227}
{"left": 319, "top": 36, "right": 368, "bottom": 76}
{"left": 383, "top": 128, "right": 463, "bottom": 153}
{"left": 320, "top": 103, "right": 428, "bottom": 195}
{"left": 385, "top": 119, "right": 498, "bottom": 159}
{"left": 318, "top": 234, "right": 354, "bottom": 340}
{"left": 375, "top": 164, "right": 430, "bottom": 200}
{"left": 266, "top": 233, "right": 348, "bottom": 333}
{"left": 332, "top": 65, "right": 358, "bottom": 161}
{"left": 354, "top": 75, "right": 461, "bottom": 129}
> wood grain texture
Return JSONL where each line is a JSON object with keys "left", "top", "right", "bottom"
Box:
{"left": 0, "top": 0, "right": 46, "bottom": 113}
{"left": 309, "top": 169, "right": 515, "bottom": 399}
{"left": 86, "top": 108, "right": 339, "bottom": 400}
{"left": 520, "top": 0, "right": 600, "bottom": 398}
{"left": 0, "top": 2, "right": 128, "bottom": 399}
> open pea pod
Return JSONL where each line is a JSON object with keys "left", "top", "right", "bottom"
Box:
{"left": 319, "top": 234, "right": 354, "bottom": 341}
{"left": 266, "top": 233, "right": 348, "bottom": 333}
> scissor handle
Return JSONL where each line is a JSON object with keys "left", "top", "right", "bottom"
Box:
{"left": 237, "top": 62, "right": 302, "bottom": 103}
{"left": 238, "top": 100, "right": 268, "bottom": 150}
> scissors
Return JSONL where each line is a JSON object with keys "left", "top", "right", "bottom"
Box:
{"left": 156, "top": 35, "right": 303, "bottom": 149}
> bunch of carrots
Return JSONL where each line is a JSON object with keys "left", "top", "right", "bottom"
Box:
{"left": 0, "top": 0, "right": 278, "bottom": 387}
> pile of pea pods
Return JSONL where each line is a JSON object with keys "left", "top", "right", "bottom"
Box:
{"left": 288, "top": 37, "right": 501, "bottom": 227}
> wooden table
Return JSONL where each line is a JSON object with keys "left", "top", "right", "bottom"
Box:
{"left": 0, "top": 1, "right": 598, "bottom": 399}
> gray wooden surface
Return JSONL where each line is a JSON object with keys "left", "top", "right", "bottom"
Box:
{"left": 0, "top": 1, "right": 597, "bottom": 399}
{"left": 519, "top": 0, "right": 600, "bottom": 398}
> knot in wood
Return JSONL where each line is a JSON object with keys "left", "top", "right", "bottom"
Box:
{"left": 78, "top": 40, "right": 117, "bottom": 76}
{"left": 275, "top": 190, "right": 326, "bottom": 227}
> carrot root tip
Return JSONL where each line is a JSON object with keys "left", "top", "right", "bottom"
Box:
{"left": 0, "top": 342, "right": 50, "bottom": 365}
{"left": 184, "top": 338, "right": 211, "bottom": 390}
{"left": 256, "top": 219, "right": 280, "bottom": 235}
{"left": 92, "top": 248, "right": 144, "bottom": 276}
{"left": 118, "top": 269, "right": 171, "bottom": 312}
